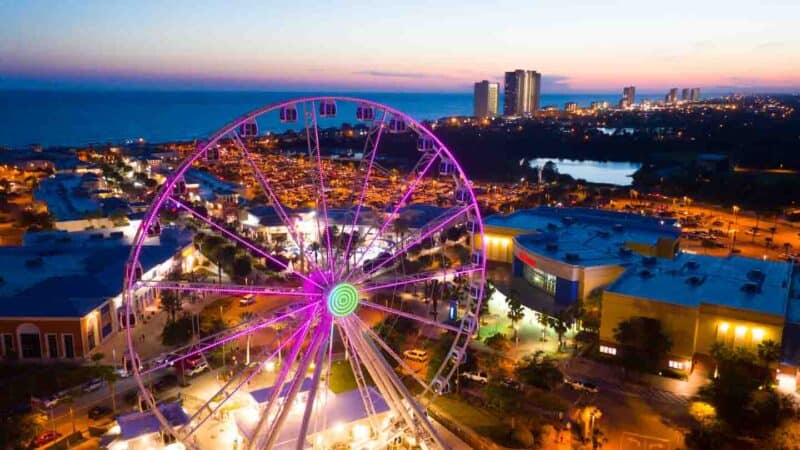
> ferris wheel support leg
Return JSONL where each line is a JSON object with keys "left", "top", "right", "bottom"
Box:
{"left": 294, "top": 326, "right": 329, "bottom": 450}
{"left": 340, "top": 318, "right": 415, "bottom": 433}
{"left": 342, "top": 318, "right": 448, "bottom": 450}
{"left": 247, "top": 321, "right": 314, "bottom": 450}
{"left": 335, "top": 324, "right": 380, "bottom": 434}
{"left": 261, "top": 321, "right": 330, "bottom": 449}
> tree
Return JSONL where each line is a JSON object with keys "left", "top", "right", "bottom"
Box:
{"left": 392, "top": 217, "right": 411, "bottom": 244}
{"left": 159, "top": 290, "right": 182, "bottom": 323}
{"left": 700, "top": 343, "right": 783, "bottom": 431}
{"left": 766, "top": 413, "right": 800, "bottom": 450}
{"left": 515, "top": 350, "right": 564, "bottom": 390}
{"left": 484, "top": 380, "right": 523, "bottom": 427}
{"left": 95, "top": 366, "right": 120, "bottom": 414}
{"left": 484, "top": 333, "right": 512, "bottom": 353}
{"left": 232, "top": 255, "right": 252, "bottom": 282}
{"left": 162, "top": 316, "right": 193, "bottom": 346}
{"left": 0, "top": 410, "right": 47, "bottom": 448}
{"left": 537, "top": 311, "right": 550, "bottom": 341}
{"left": 551, "top": 309, "right": 571, "bottom": 351}
{"left": 613, "top": 316, "right": 672, "bottom": 373}
{"left": 505, "top": 290, "right": 525, "bottom": 344}
{"left": 91, "top": 352, "right": 105, "bottom": 366}
{"left": 479, "top": 282, "right": 495, "bottom": 318}
{"left": 757, "top": 339, "right": 781, "bottom": 369}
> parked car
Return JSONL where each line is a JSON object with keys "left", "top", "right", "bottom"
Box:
{"left": 186, "top": 361, "right": 209, "bottom": 376}
{"left": 499, "top": 377, "right": 522, "bottom": 391}
{"left": 82, "top": 378, "right": 105, "bottom": 393}
{"left": 151, "top": 353, "right": 170, "bottom": 367}
{"left": 565, "top": 377, "right": 599, "bottom": 393}
{"left": 403, "top": 349, "right": 429, "bottom": 363}
{"left": 154, "top": 374, "right": 179, "bottom": 392}
{"left": 88, "top": 405, "right": 112, "bottom": 420}
{"left": 33, "top": 391, "right": 68, "bottom": 409}
{"left": 461, "top": 371, "right": 489, "bottom": 384}
{"left": 239, "top": 294, "right": 255, "bottom": 306}
{"left": 32, "top": 430, "right": 62, "bottom": 447}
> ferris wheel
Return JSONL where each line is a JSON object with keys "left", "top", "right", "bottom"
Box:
{"left": 123, "top": 97, "right": 487, "bottom": 450}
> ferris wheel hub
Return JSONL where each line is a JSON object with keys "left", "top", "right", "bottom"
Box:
{"left": 326, "top": 282, "right": 359, "bottom": 317}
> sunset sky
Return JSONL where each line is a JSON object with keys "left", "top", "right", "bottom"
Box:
{"left": 1, "top": 0, "right": 798, "bottom": 92}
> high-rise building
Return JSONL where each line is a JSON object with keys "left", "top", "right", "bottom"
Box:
{"left": 564, "top": 102, "right": 578, "bottom": 113}
{"left": 473, "top": 80, "right": 500, "bottom": 118}
{"left": 622, "top": 86, "right": 636, "bottom": 107}
{"left": 690, "top": 88, "right": 701, "bottom": 102}
{"left": 665, "top": 88, "right": 678, "bottom": 104}
{"left": 590, "top": 101, "right": 609, "bottom": 111}
{"left": 503, "top": 70, "right": 542, "bottom": 116}
{"left": 681, "top": 88, "right": 691, "bottom": 101}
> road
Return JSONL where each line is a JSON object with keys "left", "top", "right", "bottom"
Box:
{"left": 557, "top": 357, "right": 693, "bottom": 450}
{"left": 611, "top": 199, "right": 800, "bottom": 261}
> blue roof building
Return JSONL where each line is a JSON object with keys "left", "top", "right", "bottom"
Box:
{"left": 0, "top": 227, "right": 192, "bottom": 360}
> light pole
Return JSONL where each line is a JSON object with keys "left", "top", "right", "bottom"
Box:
{"left": 220, "top": 305, "right": 225, "bottom": 367}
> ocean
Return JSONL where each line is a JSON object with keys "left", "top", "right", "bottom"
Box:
{"left": 0, "top": 90, "right": 667, "bottom": 148}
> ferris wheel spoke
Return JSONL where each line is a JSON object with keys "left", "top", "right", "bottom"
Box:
{"left": 349, "top": 314, "right": 430, "bottom": 393}
{"left": 304, "top": 101, "right": 336, "bottom": 280}
{"left": 180, "top": 320, "right": 313, "bottom": 440}
{"left": 140, "top": 302, "right": 316, "bottom": 376}
{"left": 336, "top": 111, "right": 389, "bottom": 279}
{"left": 359, "top": 299, "right": 461, "bottom": 333}
{"left": 359, "top": 265, "right": 483, "bottom": 293}
{"left": 168, "top": 196, "right": 323, "bottom": 290}
{"left": 229, "top": 131, "right": 324, "bottom": 276}
{"left": 351, "top": 204, "right": 474, "bottom": 284}
{"left": 136, "top": 279, "right": 309, "bottom": 297}
{"left": 349, "top": 145, "right": 445, "bottom": 277}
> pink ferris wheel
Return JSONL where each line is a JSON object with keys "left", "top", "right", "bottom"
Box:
{"left": 123, "top": 97, "right": 486, "bottom": 449}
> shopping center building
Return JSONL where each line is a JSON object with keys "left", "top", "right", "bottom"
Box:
{"left": 601, "top": 253, "right": 800, "bottom": 383}
{"left": 0, "top": 226, "right": 193, "bottom": 361}
{"left": 480, "top": 207, "right": 681, "bottom": 313}
{"left": 480, "top": 207, "right": 800, "bottom": 384}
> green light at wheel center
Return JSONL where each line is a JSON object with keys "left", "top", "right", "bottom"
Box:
{"left": 327, "top": 283, "right": 359, "bottom": 317}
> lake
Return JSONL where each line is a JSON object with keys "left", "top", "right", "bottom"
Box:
{"left": 529, "top": 158, "right": 641, "bottom": 186}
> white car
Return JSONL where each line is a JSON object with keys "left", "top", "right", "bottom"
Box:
{"left": 403, "top": 349, "right": 429, "bottom": 363}
{"left": 82, "top": 378, "right": 105, "bottom": 393}
{"left": 565, "top": 377, "right": 599, "bottom": 393}
{"left": 239, "top": 294, "right": 255, "bottom": 306}
{"left": 461, "top": 371, "right": 489, "bottom": 384}
{"left": 186, "top": 361, "right": 209, "bottom": 376}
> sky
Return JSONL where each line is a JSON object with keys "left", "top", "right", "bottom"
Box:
{"left": 1, "top": 0, "right": 799, "bottom": 93}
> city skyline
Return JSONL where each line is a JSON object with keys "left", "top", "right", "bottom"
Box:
{"left": 1, "top": 0, "right": 799, "bottom": 93}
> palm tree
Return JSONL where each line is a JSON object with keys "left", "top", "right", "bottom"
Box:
{"left": 392, "top": 217, "right": 410, "bottom": 244}
{"left": 479, "top": 282, "right": 495, "bottom": 319}
{"left": 96, "top": 366, "right": 119, "bottom": 414}
{"left": 505, "top": 289, "right": 525, "bottom": 345}
{"left": 309, "top": 242, "right": 321, "bottom": 266}
{"left": 757, "top": 339, "right": 781, "bottom": 369}
{"left": 159, "top": 290, "right": 182, "bottom": 323}
{"left": 551, "top": 310, "right": 570, "bottom": 351}
{"left": 537, "top": 312, "right": 550, "bottom": 341}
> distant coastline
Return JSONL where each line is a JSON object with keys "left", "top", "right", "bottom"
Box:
{"left": 0, "top": 90, "right": 687, "bottom": 148}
